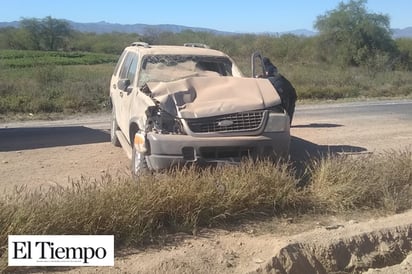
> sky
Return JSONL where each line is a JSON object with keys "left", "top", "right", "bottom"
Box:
{"left": 1, "top": 0, "right": 411, "bottom": 33}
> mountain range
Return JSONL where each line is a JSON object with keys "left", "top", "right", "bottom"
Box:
{"left": 0, "top": 20, "right": 411, "bottom": 38}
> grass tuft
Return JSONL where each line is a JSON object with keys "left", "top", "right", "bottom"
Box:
{"left": 308, "top": 149, "right": 412, "bottom": 213}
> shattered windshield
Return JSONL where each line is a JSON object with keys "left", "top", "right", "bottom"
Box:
{"left": 138, "top": 55, "right": 233, "bottom": 87}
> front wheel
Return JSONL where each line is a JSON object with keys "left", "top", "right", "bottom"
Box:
{"left": 131, "top": 144, "right": 149, "bottom": 179}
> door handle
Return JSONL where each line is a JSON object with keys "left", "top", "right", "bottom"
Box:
{"left": 112, "top": 84, "right": 117, "bottom": 89}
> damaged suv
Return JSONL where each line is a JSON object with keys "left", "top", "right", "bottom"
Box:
{"left": 110, "top": 42, "right": 290, "bottom": 176}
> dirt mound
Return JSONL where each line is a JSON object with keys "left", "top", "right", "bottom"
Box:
{"left": 364, "top": 253, "right": 412, "bottom": 274}
{"left": 255, "top": 210, "right": 412, "bottom": 274}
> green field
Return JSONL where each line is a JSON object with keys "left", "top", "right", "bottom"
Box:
{"left": 0, "top": 50, "right": 117, "bottom": 68}
{"left": 0, "top": 49, "right": 411, "bottom": 120}
{"left": 0, "top": 50, "right": 116, "bottom": 117}
{"left": 0, "top": 50, "right": 412, "bottom": 118}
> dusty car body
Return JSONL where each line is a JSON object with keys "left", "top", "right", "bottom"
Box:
{"left": 110, "top": 42, "right": 290, "bottom": 176}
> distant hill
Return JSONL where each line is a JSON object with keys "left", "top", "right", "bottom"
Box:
{"left": 0, "top": 21, "right": 19, "bottom": 28}
{"left": 67, "top": 21, "right": 235, "bottom": 35}
{"left": 0, "top": 20, "right": 411, "bottom": 38}
{"left": 0, "top": 20, "right": 234, "bottom": 36}
{"left": 392, "top": 27, "right": 412, "bottom": 38}
{"left": 280, "top": 29, "right": 317, "bottom": 37}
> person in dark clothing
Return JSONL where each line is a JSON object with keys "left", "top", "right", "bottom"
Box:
{"left": 262, "top": 57, "right": 297, "bottom": 125}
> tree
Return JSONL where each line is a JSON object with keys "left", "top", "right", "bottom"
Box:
{"left": 0, "top": 27, "right": 29, "bottom": 49}
{"left": 314, "top": 0, "right": 397, "bottom": 69}
{"left": 20, "top": 18, "right": 43, "bottom": 49}
{"left": 20, "top": 16, "right": 72, "bottom": 50}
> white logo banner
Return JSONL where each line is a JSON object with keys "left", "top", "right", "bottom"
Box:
{"left": 8, "top": 235, "right": 114, "bottom": 266}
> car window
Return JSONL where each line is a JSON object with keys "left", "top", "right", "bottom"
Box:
{"left": 117, "top": 52, "right": 139, "bottom": 86}
{"left": 113, "top": 50, "right": 128, "bottom": 76}
{"left": 127, "top": 55, "right": 138, "bottom": 85}
{"left": 138, "top": 55, "right": 233, "bottom": 86}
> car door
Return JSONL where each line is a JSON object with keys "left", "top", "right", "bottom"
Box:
{"left": 110, "top": 50, "right": 127, "bottom": 129}
{"left": 115, "top": 51, "right": 139, "bottom": 141}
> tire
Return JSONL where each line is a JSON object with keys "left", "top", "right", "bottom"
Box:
{"left": 131, "top": 143, "right": 149, "bottom": 179}
{"left": 110, "top": 107, "right": 121, "bottom": 147}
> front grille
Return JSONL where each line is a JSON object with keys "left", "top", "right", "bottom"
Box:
{"left": 186, "top": 110, "right": 265, "bottom": 133}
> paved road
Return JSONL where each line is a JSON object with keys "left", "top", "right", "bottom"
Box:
{"left": 0, "top": 98, "right": 411, "bottom": 190}
{"left": 0, "top": 114, "right": 111, "bottom": 152}
{"left": 1, "top": 99, "right": 411, "bottom": 153}
{"left": 296, "top": 99, "right": 412, "bottom": 120}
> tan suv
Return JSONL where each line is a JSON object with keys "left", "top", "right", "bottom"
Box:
{"left": 110, "top": 42, "right": 290, "bottom": 176}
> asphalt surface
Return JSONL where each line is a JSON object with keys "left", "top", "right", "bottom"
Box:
{"left": 0, "top": 99, "right": 411, "bottom": 153}
{"left": 296, "top": 99, "right": 412, "bottom": 120}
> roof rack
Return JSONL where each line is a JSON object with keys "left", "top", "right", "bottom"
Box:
{"left": 131, "top": 42, "right": 150, "bottom": 48}
{"left": 183, "top": 43, "right": 210, "bottom": 49}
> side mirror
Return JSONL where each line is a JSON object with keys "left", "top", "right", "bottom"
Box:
{"left": 117, "top": 79, "right": 131, "bottom": 91}
{"left": 251, "top": 51, "right": 266, "bottom": 78}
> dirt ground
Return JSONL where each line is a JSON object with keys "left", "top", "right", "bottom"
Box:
{"left": 1, "top": 100, "right": 412, "bottom": 273}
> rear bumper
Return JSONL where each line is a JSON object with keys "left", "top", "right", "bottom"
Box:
{"left": 146, "top": 131, "right": 290, "bottom": 170}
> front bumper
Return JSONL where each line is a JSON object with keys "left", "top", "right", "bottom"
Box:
{"left": 145, "top": 131, "right": 290, "bottom": 170}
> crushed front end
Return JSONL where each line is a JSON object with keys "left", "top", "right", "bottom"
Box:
{"left": 141, "top": 77, "right": 290, "bottom": 170}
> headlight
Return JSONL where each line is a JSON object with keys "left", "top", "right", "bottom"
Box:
{"left": 146, "top": 106, "right": 185, "bottom": 134}
{"left": 264, "top": 106, "right": 289, "bottom": 132}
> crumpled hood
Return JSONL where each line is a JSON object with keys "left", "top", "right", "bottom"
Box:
{"left": 146, "top": 77, "right": 281, "bottom": 119}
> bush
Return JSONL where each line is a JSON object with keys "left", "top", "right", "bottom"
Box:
{"left": 34, "top": 65, "right": 65, "bottom": 86}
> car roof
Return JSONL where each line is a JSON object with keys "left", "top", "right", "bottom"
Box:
{"left": 125, "top": 43, "right": 229, "bottom": 57}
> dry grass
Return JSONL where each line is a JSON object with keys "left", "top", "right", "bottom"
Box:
{"left": 0, "top": 160, "right": 302, "bottom": 262}
{"left": 308, "top": 149, "right": 412, "bottom": 213}
{"left": 0, "top": 150, "right": 411, "bottom": 270}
